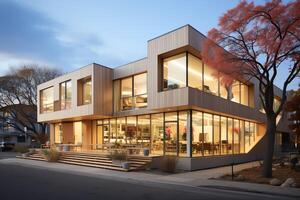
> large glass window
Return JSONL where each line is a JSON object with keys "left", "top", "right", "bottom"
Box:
{"left": 188, "top": 54, "right": 202, "bottom": 90}
{"left": 233, "top": 119, "right": 240, "bottom": 154}
{"left": 203, "top": 64, "right": 219, "bottom": 96}
{"left": 82, "top": 78, "right": 92, "bottom": 105}
{"left": 192, "top": 111, "right": 203, "bottom": 157}
{"left": 121, "top": 77, "right": 133, "bottom": 110}
{"left": 88, "top": 110, "right": 262, "bottom": 157}
{"left": 179, "top": 111, "right": 188, "bottom": 156}
{"left": 161, "top": 52, "right": 252, "bottom": 107}
{"left": 221, "top": 117, "right": 228, "bottom": 154}
{"left": 213, "top": 115, "right": 220, "bottom": 155}
{"left": 163, "top": 53, "right": 187, "bottom": 90}
{"left": 241, "top": 83, "right": 249, "bottom": 106}
{"left": 120, "top": 73, "right": 147, "bottom": 110}
{"left": 245, "top": 121, "right": 250, "bottom": 152}
{"left": 60, "top": 80, "right": 72, "bottom": 110}
{"left": 164, "top": 112, "right": 178, "bottom": 156}
{"left": 110, "top": 119, "right": 117, "bottom": 143}
{"left": 151, "top": 113, "right": 164, "bottom": 155}
{"left": 40, "top": 87, "right": 54, "bottom": 113}
{"left": 240, "top": 120, "right": 245, "bottom": 153}
{"left": 117, "top": 118, "right": 126, "bottom": 143}
{"left": 232, "top": 80, "right": 240, "bottom": 103}
{"left": 137, "top": 115, "right": 150, "bottom": 147}
{"left": 126, "top": 116, "right": 137, "bottom": 144}
{"left": 134, "top": 73, "right": 147, "bottom": 108}
{"left": 219, "top": 73, "right": 235, "bottom": 100}
{"left": 203, "top": 113, "right": 213, "bottom": 156}
{"left": 228, "top": 118, "right": 233, "bottom": 154}
{"left": 103, "top": 120, "right": 110, "bottom": 144}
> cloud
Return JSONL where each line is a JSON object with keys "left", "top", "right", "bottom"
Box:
{"left": 0, "top": 1, "right": 64, "bottom": 62}
{"left": 0, "top": 0, "right": 116, "bottom": 74}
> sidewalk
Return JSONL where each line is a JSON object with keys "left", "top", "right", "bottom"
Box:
{"left": 1, "top": 158, "right": 300, "bottom": 198}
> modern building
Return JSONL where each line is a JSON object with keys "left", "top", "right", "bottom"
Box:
{"left": 37, "top": 25, "right": 291, "bottom": 170}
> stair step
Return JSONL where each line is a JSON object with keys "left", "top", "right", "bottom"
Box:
{"left": 16, "top": 156, "right": 45, "bottom": 161}
{"left": 58, "top": 160, "right": 136, "bottom": 171}
{"left": 60, "top": 158, "right": 143, "bottom": 168}
{"left": 16, "top": 153, "right": 151, "bottom": 172}
{"left": 60, "top": 155, "right": 148, "bottom": 164}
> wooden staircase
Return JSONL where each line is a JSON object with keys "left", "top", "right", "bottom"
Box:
{"left": 17, "top": 152, "right": 152, "bottom": 172}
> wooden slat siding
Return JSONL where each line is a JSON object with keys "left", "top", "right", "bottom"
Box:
{"left": 188, "top": 25, "right": 206, "bottom": 53}
{"left": 38, "top": 65, "right": 95, "bottom": 122}
{"left": 93, "top": 64, "right": 113, "bottom": 116}
{"left": 49, "top": 124, "right": 55, "bottom": 146}
{"left": 82, "top": 120, "right": 92, "bottom": 150}
{"left": 113, "top": 58, "right": 148, "bottom": 80}
{"left": 147, "top": 25, "right": 189, "bottom": 109}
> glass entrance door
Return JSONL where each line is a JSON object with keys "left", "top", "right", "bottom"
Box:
{"left": 164, "top": 122, "right": 178, "bottom": 155}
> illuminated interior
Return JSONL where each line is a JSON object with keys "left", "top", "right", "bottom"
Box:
{"left": 162, "top": 52, "right": 251, "bottom": 106}
{"left": 40, "top": 87, "right": 54, "bottom": 113}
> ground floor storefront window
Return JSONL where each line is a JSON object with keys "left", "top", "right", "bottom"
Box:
{"left": 91, "top": 109, "right": 263, "bottom": 157}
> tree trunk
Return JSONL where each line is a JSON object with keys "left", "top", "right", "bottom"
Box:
{"left": 262, "top": 116, "right": 277, "bottom": 178}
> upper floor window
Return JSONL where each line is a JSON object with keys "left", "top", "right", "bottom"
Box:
{"left": 161, "top": 52, "right": 251, "bottom": 107}
{"left": 134, "top": 73, "right": 147, "bottom": 108}
{"left": 119, "top": 72, "right": 147, "bottom": 111}
{"left": 83, "top": 78, "right": 92, "bottom": 104}
{"left": 78, "top": 77, "right": 92, "bottom": 106}
{"left": 121, "top": 77, "right": 133, "bottom": 110}
{"left": 40, "top": 87, "right": 54, "bottom": 113}
{"left": 163, "top": 53, "right": 186, "bottom": 90}
{"left": 60, "top": 80, "right": 72, "bottom": 110}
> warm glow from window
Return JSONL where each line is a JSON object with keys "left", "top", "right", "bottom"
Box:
{"left": 40, "top": 87, "right": 54, "bottom": 113}
{"left": 83, "top": 78, "right": 91, "bottom": 105}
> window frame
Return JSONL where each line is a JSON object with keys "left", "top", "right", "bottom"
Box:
{"left": 40, "top": 86, "right": 54, "bottom": 114}
{"left": 119, "top": 72, "right": 147, "bottom": 111}
{"left": 59, "top": 80, "right": 72, "bottom": 110}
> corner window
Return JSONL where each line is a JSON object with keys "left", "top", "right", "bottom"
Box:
{"left": 161, "top": 52, "right": 251, "bottom": 107}
{"left": 188, "top": 54, "right": 203, "bottom": 90}
{"left": 40, "top": 87, "right": 54, "bottom": 113}
{"left": 163, "top": 53, "right": 186, "bottom": 90}
{"left": 60, "top": 80, "right": 72, "bottom": 110}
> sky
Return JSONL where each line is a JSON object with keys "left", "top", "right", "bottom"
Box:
{"left": 0, "top": 0, "right": 298, "bottom": 89}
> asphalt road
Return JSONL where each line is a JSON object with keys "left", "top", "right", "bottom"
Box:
{"left": 0, "top": 163, "right": 297, "bottom": 200}
{"left": 0, "top": 151, "right": 20, "bottom": 159}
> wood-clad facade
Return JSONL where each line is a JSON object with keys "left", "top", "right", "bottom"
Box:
{"left": 38, "top": 25, "right": 290, "bottom": 170}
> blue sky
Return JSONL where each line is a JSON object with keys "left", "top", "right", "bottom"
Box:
{"left": 0, "top": 0, "right": 298, "bottom": 89}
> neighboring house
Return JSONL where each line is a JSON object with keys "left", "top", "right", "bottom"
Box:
{"left": 37, "top": 25, "right": 291, "bottom": 170}
{"left": 0, "top": 107, "right": 32, "bottom": 146}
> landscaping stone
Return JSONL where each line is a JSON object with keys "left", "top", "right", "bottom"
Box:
{"left": 235, "top": 174, "right": 245, "bottom": 181}
{"left": 281, "top": 178, "right": 296, "bottom": 187}
{"left": 270, "top": 178, "right": 282, "bottom": 186}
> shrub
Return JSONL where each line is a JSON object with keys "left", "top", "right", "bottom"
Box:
{"left": 13, "top": 145, "right": 29, "bottom": 153}
{"left": 109, "top": 150, "right": 127, "bottom": 161}
{"left": 42, "top": 149, "right": 61, "bottom": 162}
{"left": 160, "top": 155, "right": 178, "bottom": 173}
